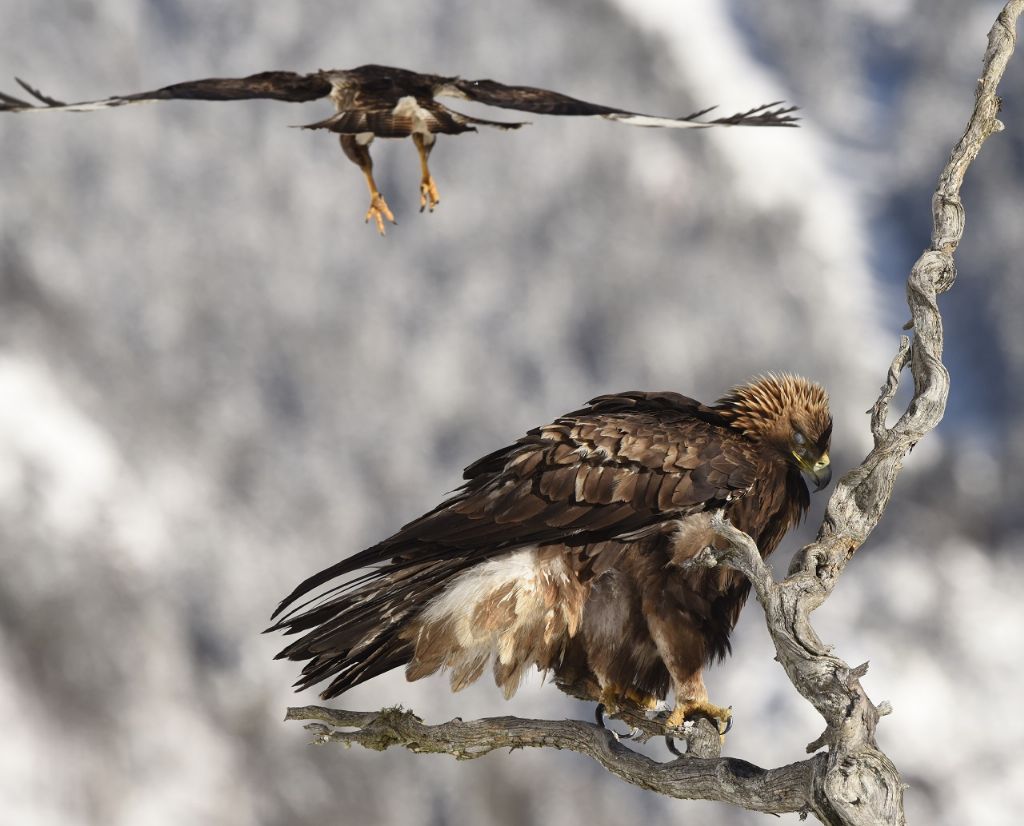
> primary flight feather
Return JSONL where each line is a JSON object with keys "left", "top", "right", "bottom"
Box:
{"left": 1, "top": 64, "right": 798, "bottom": 234}
{"left": 268, "top": 375, "right": 831, "bottom": 737}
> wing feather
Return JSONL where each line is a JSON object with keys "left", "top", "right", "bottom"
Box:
{"left": 272, "top": 391, "right": 761, "bottom": 622}
{"left": 610, "top": 468, "right": 639, "bottom": 504}
{"left": 1, "top": 71, "right": 332, "bottom": 113}
{"left": 538, "top": 464, "right": 577, "bottom": 501}
{"left": 445, "top": 77, "right": 798, "bottom": 128}
{"left": 583, "top": 464, "right": 615, "bottom": 503}
{"left": 573, "top": 464, "right": 593, "bottom": 501}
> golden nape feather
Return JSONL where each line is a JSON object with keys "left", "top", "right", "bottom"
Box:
{"left": 268, "top": 376, "right": 831, "bottom": 734}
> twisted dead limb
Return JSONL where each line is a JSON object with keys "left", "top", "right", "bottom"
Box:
{"left": 287, "top": 705, "right": 823, "bottom": 815}
{"left": 287, "top": 3, "right": 1024, "bottom": 822}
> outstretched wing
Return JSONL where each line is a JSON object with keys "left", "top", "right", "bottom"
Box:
{"left": 444, "top": 77, "right": 798, "bottom": 128}
{"left": 271, "top": 391, "right": 759, "bottom": 622}
{"left": 0, "top": 71, "right": 332, "bottom": 113}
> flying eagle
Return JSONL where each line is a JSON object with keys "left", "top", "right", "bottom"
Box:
{"left": 1, "top": 65, "right": 798, "bottom": 234}
{"left": 269, "top": 375, "right": 831, "bottom": 735}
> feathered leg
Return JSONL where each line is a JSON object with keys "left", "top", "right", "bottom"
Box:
{"left": 412, "top": 132, "right": 440, "bottom": 213}
{"left": 646, "top": 613, "right": 733, "bottom": 737}
{"left": 661, "top": 671, "right": 733, "bottom": 735}
{"left": 339, "top": 133, "right": 395, "bottom": 235}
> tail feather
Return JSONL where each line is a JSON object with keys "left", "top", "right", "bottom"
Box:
{"left": 269, "top": 537, "right": 407, "bottom": 621}
{"left": 268, "top": 548, "right": 477, "bottom": 697}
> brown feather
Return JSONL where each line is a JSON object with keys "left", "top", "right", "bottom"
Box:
{"left": 538, "top": 465, "right": 577, "bottom": 501}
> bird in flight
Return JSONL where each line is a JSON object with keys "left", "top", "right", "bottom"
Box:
{"left": 1, "top": 64, "right": 798, "bottom": 234}
{"left": 268, "top": 375, "right": 831, "bottom": 741}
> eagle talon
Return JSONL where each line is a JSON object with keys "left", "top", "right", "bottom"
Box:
{"left": 419, "top": 177, "right": 440, "bottom": 213}
{"left": 595, "top": 702, "right": 643, "bottom": 741}
{"left": 665, "top": 700, "right": 733, "bottom": 738}
{"left": 364, "top": 193, "right": 396, "bottom": 235}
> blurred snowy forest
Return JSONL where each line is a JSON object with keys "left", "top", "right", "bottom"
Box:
{"left": 1, "top": 1, "right": 1022, "bottom": 824}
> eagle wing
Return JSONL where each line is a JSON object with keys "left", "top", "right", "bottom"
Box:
{"left": 1, "top": 67, "right": 796, "bottom": 128}
{"left": 272, "top": 391, "right": 759, "bottom": 622}
{"left": 445, "top": 77, "right": 798, "bottom": 128}
{"left": 0, "top": 71, "right": 332, "bottom": 112}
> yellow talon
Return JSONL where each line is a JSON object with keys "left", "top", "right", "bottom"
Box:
{"left": 624, "top": 687, "right": 659, "bottom": 710}
{"left": 364, "top": 192, "right": 396, "bottom": 235}
{"left": 665, "top": 699, "right": 733, "bottom": 736}
{"left": 419, "top": 176, "right": 440, "bottom": 213}
{"left": 599, "top": 684, "right": 658, "bottom": 713}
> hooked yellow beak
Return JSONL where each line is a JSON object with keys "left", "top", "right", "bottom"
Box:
{"left": 795, "top": 451, "right": 831, "bottom": 491}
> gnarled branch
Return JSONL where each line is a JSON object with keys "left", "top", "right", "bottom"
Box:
{"left": 286, "top": 3, "right": 1024, "bottom": 823}
{"left": 287, "top": 705, "right": 824, "bottom": 816}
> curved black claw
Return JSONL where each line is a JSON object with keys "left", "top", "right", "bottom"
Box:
{"left": 594, "top": 703, "right": 641, "bottom": 740}
{"left": 665, "top": 736, "right": 685, "bottom": 757}
{"left": 721, "top": 714, "right": 734, "bottom": 736}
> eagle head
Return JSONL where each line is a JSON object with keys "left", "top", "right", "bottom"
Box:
{"left": 716, "top": 374, "right": 833, "bottom": 491}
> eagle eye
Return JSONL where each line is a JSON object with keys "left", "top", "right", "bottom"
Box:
{"left": 793, "top": 431, "right": 806, "bottom": 447}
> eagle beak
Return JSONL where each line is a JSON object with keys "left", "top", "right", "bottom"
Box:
{"left": 808, "top": 454, "right": 831, "bottom": 492}
{"left": 794, "top": 451, "right": 831, "bottom": 491}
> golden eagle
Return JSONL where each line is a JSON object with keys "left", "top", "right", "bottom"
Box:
{"left": 1, "top": 65, "right": 797, "bottom": 234}
{"left": 269, "top": 375, "right": 831, "bottom": 735}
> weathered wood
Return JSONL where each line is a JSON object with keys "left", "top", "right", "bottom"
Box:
{"left": 286, "top": 705, "right": 822, "bottom": 816}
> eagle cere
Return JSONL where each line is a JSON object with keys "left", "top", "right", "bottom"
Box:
{"left": 269, "top": 375, "right": 832, "bottom": 733}
{"left": 1, "top": 65, "right": 798, "bottom": 234}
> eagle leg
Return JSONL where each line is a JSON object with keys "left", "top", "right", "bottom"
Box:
{"left": 412, "top": 132, "right": 440, "bottom": 213}
{"left": 643, "top": 614, "right": 732, "bottom": 737}
{"left": 339, "top": 134, "right": 395, "bottom": 235}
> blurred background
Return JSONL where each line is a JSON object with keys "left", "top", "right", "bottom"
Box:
{"left": 1, "top": 1, "right": 1022, "bottom": 823}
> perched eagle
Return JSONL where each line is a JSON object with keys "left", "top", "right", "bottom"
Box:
{"left": 269, "top": 375, "right": 831, "bottom": 734}
{"left": 1, "top": 65, "right": 797, "bottom": 234}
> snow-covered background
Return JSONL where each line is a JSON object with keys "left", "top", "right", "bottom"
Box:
{"left": 1, "top": 1, "right": 1021, "bottom": 824}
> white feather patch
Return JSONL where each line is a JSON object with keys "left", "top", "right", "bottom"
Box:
{"left": 391, "top": 94, "right": 434, "bottom": 136}
{"left": 603, "top": 112, "right": 710, "bottom": 129}
{"left": 416, "top": 546, "right": 582, "bottom": 694}
{"left": 420, "top": 547, "right": 567, "bottom": 626}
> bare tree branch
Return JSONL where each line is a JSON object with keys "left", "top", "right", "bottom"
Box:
{"left": 286, "top": 3, "right": 1024, "bottom": 822}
